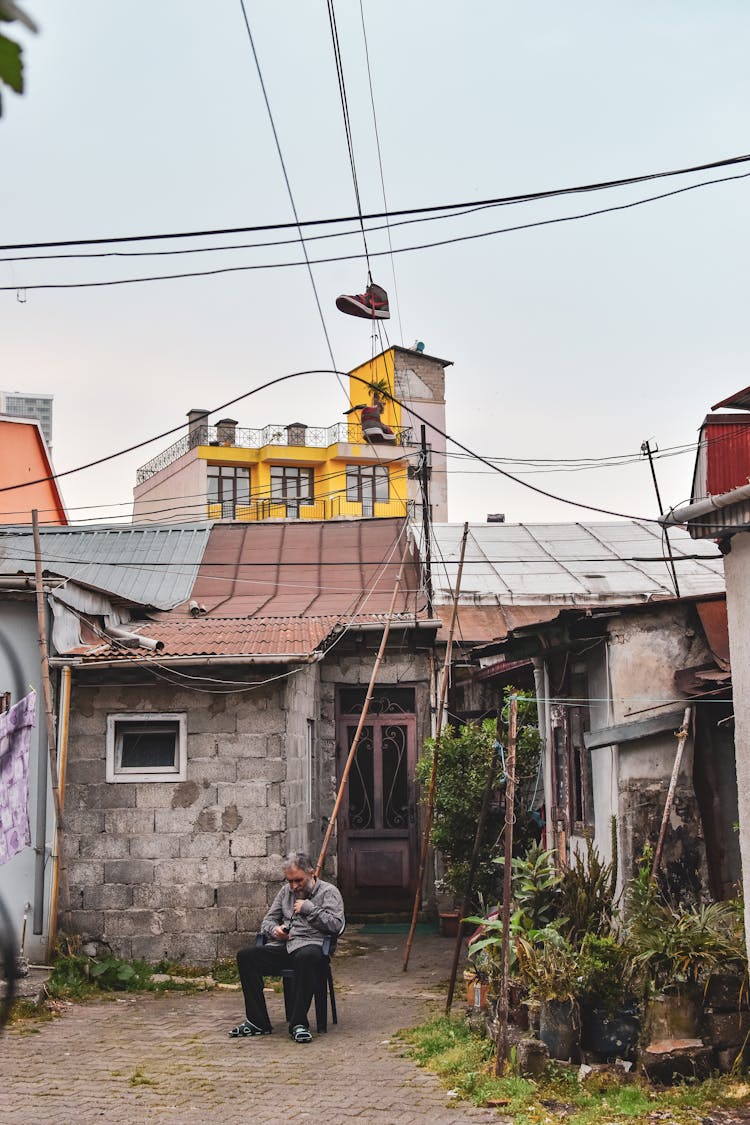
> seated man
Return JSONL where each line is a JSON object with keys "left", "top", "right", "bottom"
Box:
{"left": 231, "top": 851, "right": 345, "bottom": 1044}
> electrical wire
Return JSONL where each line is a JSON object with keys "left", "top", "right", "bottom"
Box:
{"left": 4, "top": 150, "right": 750, "bottom": 252}
{"left": 358, "top": 0, "right": 404, "bottom": 343}
{"left": 5, "top": 168, "right": 749, "bottom": 292}
{"left": 236, "top": 0, "right": 344, "bottom": 397}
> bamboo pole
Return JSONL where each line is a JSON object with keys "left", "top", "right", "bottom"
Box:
{"left": 314, "top": 552, "right": 407, "bottom": 879}
{"left": 444, "top": 703, "right": 501, "bottom": 1013}
{"left": 651, "top": 706, "right": 692, "bottom": 879}
{"left": 403, "top": 522, "right": 470, "bottom": 972}
{"left": 495, "top": 694, "right": 518, "bottom": 1076}
{"left": 32, "top": 511, "right": 71, "bottom": 948}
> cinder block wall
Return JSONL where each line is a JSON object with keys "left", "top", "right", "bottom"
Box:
{"left": 64, "top": 670, "right": 315, "bottom": 964}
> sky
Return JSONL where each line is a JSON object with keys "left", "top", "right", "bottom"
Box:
{"left": 2, "top": 1, "right": 749, "bottom": 527}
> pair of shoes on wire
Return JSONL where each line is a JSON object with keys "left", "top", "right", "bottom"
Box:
{"left": 336, "top": 280, "right": 390, "bottom": 320}
{"left": 289, "top": 1023, "right": 313, "bottom": 1043}
{"left": 229, "top": 1018, "right": 271, "bottom": 1038}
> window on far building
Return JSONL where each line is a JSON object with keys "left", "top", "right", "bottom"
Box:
{"left": 106, "top": 714, "right": 187, "bottom": 783}
{"left": 207, "top": 464, "right": 251, "bottom": 517}
{"left": 270, "top": 465, "right": 314, "bottom": 517}
{"left": 346, "top": 465, "right": 389, "bottom": 515}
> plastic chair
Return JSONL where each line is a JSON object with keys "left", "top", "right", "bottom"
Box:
{"left": 255, "top": 925, "right": 343, "bottom": 1033}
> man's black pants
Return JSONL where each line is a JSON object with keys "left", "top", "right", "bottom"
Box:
{"left": 236, "top": 942, "right": 324, "bottom": 1031}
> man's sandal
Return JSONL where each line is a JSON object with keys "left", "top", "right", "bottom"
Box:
{"left": 229, "top": 1019, "right": 271, "bottom": 1038}
{"left": 290, "top": 1024, "right": 313, "bottom": 1043}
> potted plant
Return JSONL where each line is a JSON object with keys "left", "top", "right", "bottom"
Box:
{"left": 578, "top": 933, "right": 640, "bottom": 1060}
{"left": 626, "top": 850, "right": 739, "bottom": 1041}
{"left": 515, "top": 926, "right": 580, "bottom": 1060}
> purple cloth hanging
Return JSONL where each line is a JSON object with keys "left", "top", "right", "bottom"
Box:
{"left": 0, "top": 691, "right": 37, "bottom": 865}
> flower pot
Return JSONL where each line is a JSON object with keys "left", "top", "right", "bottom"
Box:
{"left": 438, "top": 910, "right": 460, "bottom": 938}
{"left": 539, "top": 998, "right": 580, "bottom": 1061}
{"left": 645, "top": 987, "right": 701, "bottom": 1043}
{"left": 581, "top": 1003, "right": 640, "bottom": 1060}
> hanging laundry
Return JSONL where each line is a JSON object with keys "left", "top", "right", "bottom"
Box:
{"left": 335, "top": 280, "right": 390, "bottom": 320}
{"left": 0, "top": 691, "right": 36, "bottom": 866}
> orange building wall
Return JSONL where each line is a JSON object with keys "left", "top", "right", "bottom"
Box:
{"left": 0, "top": 419, "right": 67, "bottom": 525}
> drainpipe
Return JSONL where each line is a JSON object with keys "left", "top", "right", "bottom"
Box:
{"left": 103, "top": 626, "right": 165, "bottom": 652}
{"left": 47, "top": 664, "right": 72, "bottom": 958}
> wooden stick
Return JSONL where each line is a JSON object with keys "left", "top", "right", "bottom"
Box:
{"left": 32, "top": 511, "right": 71, "bottom": 948}
{"left": 314, "top": 551, "right": 407, "bottom": 878}
{"left": 444, "top": 707, "right": 501, "bottom": 1013}
{"left": 495, "top": 693, "right": 517, "bottom": 1075}
{"left": 651, "top": 706, "right": 692, "bottom": 879}
{"left": 403, "top": 521, "right": 470, "bottom": 972}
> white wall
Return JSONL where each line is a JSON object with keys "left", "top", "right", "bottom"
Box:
{"left": 132, "top": 452, "right": 206, "bottom": 523}
{"left": 723, "top": 534, "right": 750, "bottom": 959}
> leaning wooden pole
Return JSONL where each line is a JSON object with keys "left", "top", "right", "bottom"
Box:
{"left": 651, "top": 706, "right": 692, "bottom": 879}
{"left": 495, "top": 694, "right": 518, "bottom": 1076}
{"left": 32, "top": 511, "right": 71, "bottom": 945}
{"left": 403, "top": 521, "right": 470, "bottom": 972}
{"left": 314, "top": 551, "right": 407, "bottom": 879}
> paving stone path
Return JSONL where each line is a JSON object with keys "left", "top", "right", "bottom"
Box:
{"left": 3, "top": 929, "right": 501, "bottom": 1124}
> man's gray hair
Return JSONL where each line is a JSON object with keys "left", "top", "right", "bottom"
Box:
{"left": 283, "top": 851, "right": 314, "bottom": 873}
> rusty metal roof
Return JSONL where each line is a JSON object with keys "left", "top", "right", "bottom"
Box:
{"left": 71, "top": 612, "right": 420, "bottom": 663}
{"left": 712, "top": 386, "right": 750, "bottom": 411}
{"left": 184, "top": 518, "right": 421, "bottom": 618}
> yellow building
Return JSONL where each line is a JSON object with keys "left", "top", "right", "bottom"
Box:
{"left": 133, "top": 346, "right": 450, "bottom": 524}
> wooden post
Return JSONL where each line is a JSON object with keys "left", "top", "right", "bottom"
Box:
{"left": 403, "top": 522, "right": 470, "bottom": 972}
{"left": 444, "top": 709, "right": 501, "bottom": 1013}
{"left": 495, "top": 694, "right": 518, "bottom": 1075}
{"left": 31, "top": 510, "right": 71, "bottom": 946}
{"left": 314, "top": 552, "right": 407, "bottom": 879}
{"left": 652, "top": 706, "right": 692, "bottom": 879}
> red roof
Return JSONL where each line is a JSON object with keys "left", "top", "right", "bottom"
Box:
{"left": 73, "top": 613, "right": 416, "bottom": 663}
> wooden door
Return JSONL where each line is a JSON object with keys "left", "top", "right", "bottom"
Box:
{"left": 336, "top": 688, "right": 418, "bottom": 912}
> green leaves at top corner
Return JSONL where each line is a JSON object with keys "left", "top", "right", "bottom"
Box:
{"left": 0, "top": 32, "right": 23, "bottom": 95}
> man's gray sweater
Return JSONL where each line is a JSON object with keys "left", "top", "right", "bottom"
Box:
{"left": 260, "top": 878, "right": 345, "bottom": 954}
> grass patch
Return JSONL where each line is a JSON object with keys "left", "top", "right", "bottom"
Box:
{"left": 211, "top": 959, "right": 240, "bottom": 984}
{"left": 128, "top": 1067, "right": 157, "bottom": 1089}
{"left": 398, "top": 1016, "right": 749, "bottom": 1125}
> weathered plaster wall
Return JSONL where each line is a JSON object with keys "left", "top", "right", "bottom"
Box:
{"left": 64, "top": 671, "right": 314, "bottom": 963}
{"left": 723, "top": 535, "right": 750, "bottom": 956}
{"left": 604, "top": 606, "right": 713, "bottom": 898}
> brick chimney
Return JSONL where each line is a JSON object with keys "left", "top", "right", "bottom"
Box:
{"left": 187, "top": 408, "right": 210, "bottom": 448}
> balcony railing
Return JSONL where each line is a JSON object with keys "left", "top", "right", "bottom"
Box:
{"left": 206, "top": 497, "right": 414, "bottom": 522}
{"left": 136, "top": 423, "right": 416, "bottom": 484}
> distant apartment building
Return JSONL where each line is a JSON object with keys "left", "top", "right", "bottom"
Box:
{"left": 132, "top": 346, "right": 451, "bottom": 524}
{"left": 1, "top": 390, "right": 53, "bottom": 449}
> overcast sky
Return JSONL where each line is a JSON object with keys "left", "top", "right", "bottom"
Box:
{"left": 2, "top": 2, "right": 749, "bottom": 527}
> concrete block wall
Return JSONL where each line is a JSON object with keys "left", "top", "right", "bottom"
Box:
{"left": 65, "top": 673, "right": 313, "bottom": 963}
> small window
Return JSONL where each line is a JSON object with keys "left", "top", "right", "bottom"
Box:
{"left": 106, "top": 713, "right": 187, "bottom": 783}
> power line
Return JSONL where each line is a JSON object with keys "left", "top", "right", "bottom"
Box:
{"left": 237, "top": 0, "right": 341, "bottom": 387}
{"left": 5, "top": 169, "right": 747, "bottom": 292}
{"left": 358, "top": 0, "right": 404, "bottom": 343}
{"left": 4, "top": 150, "right": 749, "bottom": 252}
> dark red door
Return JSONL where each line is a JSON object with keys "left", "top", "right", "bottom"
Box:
{"left": 336, "top": 688, "right": 418, "bottom": 912}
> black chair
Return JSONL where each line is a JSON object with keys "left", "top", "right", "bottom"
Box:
{"left": 254, "top": 926, "right": 342, "bottom": 1033}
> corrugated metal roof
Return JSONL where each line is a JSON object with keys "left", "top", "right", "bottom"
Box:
{"left": 423, "top": 522, "right": 724, "bottom": 605}
{"left": 184, "top": 518, "right": 421, "bottom": 618}
{"left": 0, "top": 522, "right": 212, "bottom": 610}
{"left": 71, "top": 612, "right": 420, "bottom": 662}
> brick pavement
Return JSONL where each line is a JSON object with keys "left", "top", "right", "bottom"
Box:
{"left": 2, "top": 929, "right": 501, "bottom": 1125}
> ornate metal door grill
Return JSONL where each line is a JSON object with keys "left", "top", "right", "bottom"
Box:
{"left": 336, "top": 688, "right": 417, "bottom": 911}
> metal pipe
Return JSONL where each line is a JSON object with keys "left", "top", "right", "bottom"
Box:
{"left": 663, "top": 481, "right": 750, "bottom": 525}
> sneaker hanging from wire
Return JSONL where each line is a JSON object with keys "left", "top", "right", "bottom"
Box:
{"left": 336, "top": 280, "right": 390, "bottom": 320}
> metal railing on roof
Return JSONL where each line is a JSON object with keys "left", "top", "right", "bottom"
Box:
{"left": 207, "top": 497, "right": 414, "bottom": 522}
{"left": 136, "top": 423, "right": 415, "bottom": 484}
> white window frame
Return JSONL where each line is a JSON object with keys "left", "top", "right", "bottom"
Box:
{"left": 106, "top": 713, "right": 187, "bottom": 784}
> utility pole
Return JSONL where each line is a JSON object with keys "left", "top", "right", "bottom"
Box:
{"left": 419, "top": 425, "right": 433, "bottom": 618}
{"left": 641, "top": 439, "right": 681, "bottom": 598}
